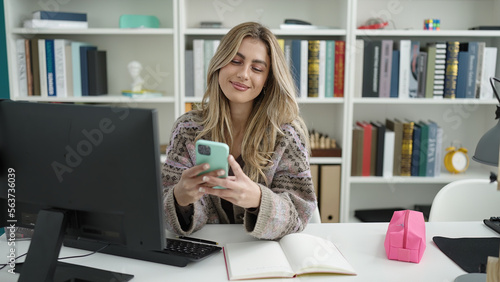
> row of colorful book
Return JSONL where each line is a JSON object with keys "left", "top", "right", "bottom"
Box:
{"left": 184, "top": 39, "right": 346, "bottom": 98}
{"left": 357, "top": 39, "right": 498, "bottom": 99}
{"left": 16, "top": 38, "right": 108, "bottom": 98}
{"left": 279, "top": 39, "right": 345, "bottom": 98}
{"left": 352, "top": 119, "right": 443, "bottom": 177}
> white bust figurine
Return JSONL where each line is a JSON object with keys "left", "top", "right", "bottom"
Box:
{"left": 128, "top": 61, "right": 144, "bottom": 92}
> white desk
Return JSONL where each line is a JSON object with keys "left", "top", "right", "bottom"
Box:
{"left": 0, "top": 222, "right": 498, "bottom": 282}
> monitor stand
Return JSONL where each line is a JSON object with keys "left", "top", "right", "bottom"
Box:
{"left": 15, "top": 209, "right": 133, "bottom": 282}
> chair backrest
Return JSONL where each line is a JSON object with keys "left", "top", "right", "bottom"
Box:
{"left": 428, "top": 179, "right": 500, "bottom": 222}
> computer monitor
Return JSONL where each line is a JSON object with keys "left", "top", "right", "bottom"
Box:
{"left": 0, "top": 100, "right": 181, "bottom": 281}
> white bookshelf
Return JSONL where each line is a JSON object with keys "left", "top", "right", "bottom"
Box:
{"left": 4, "top": 0, "right": 500, "bottom": 223}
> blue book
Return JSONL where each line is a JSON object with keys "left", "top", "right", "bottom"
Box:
{"left": 80, "top": 46, "right": 97, "bottom": 96}
{"left": 291, "top": 40, "right": 302, "bottom": 95}
{"left": 71, "top": 42, "right": 92, "bottom": 97}
{"left": 426, "top": 121, "right": 438, "bottom": 177}
{"left": 45, "top": 39, "right": 56, "bottom": 97}
{"left": 33, "top": 11, "right": 87, "bottom": 22}
{"left": 464, "top": 42, "right": 480, "bottom": 99}
{"left": 456, "top": 51, "right": 469, "bottom": 98}
{"left": 390, "top": 50, "right": 400, "bottom": 98}
{"left": 411, "top": 123, "right": 421, "bottom": 176}
{"left": 418, "top": 121, "right": 429, "bottom": 176}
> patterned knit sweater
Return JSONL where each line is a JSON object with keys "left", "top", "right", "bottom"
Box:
{"left": 162, "top": 111, "right": 317, "bottom": 240}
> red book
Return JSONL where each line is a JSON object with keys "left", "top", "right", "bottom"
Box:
{"left": 334, "top": 40, "right": 345, "bottom": 97}
{"left": 356, "top": 121, "right": 372, "bottom": 176}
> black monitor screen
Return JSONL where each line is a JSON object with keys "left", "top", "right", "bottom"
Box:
{"left": 0, "top": 100, "right": 167, "bottom": 280}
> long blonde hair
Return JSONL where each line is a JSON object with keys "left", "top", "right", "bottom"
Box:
{"left": 196, "top": 22, "right": 309, "bottom": 183}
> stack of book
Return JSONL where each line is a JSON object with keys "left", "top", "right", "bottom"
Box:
{"left": 23, "top": 10, "right": 88, "bottom": 29}
{"left": 351, "top": 119, "right": 443, "bottom": 178}
{"left": 16, "top": 38, "right": 107, "bottom": 97}
{"left": 356, "top": 39, "right": 498, "bottom": 99}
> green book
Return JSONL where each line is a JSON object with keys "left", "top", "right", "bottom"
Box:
{"left": 418, "top": 121, "right": 429, "bottom": 176}
{"left": 425, "top": 45, "right": 436, "bottom": 99}
{"left": 324, "top": 40, "right": 335, "bottom": 97}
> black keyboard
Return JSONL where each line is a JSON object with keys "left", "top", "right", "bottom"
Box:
{"left": 484, "top": 217, "right": 500, "bottom": 235}
{"left": 164, "top": 238, "right": 222, "bottom": 261}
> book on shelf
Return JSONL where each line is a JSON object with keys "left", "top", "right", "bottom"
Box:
{"left": 371, "top": 121, "right": 386, "bottom": 177}
{"left": 318, "top": 40, "right": 326, "bottom": 98}
{"left": 474, "top": 42, "right": 486, "bottom": 98}
{"left": 79, "top": 45, "right": 97, "bottom": 96}
{"left": 370, "top": 124, "right": 378, "bottom": 176}
{"left": 25, "top": 39, "right": 33, "bottom": 96}
{"left": 424, "top": 45, "right": 436, "bottom": 99}
{"left": 30, "top": 39, "right": 41, "bottom": 96}
{"left": 356, "top": 121, "right": 373, "bottom": 177}
{"left": 71, "top": 42, "right": 93, "bottom": 97}
{"left": 416, "top": 52, "right": 427, "bottom": 98}
{"left": 478, "top": 47, "right": 498, "bottom": 99}
{"left": 193, "top": 39, "right": 205, "bottom": 97}
{"left": 32, "top": 11, "right": 87, "bottom": 22}
{"left": 432, "top": 42, "right": 447, "bottom": 99}
{"left": 444, "top": 41, "right": 460, "bottom": 99}
{"left": 390, "top": 49, "right": 399, "bottom": 98}
{"left": 334, "top": 40, "right": 345, "bottom": 97}
{"left": 351, "top": 125, "right": 364, "bottom": 176}
{"left": 45, "top": 39, "right": 57, "bottom": 97}
{"left": 378, "top": 40, "right": 393, "bottom": 98}
{"left": 383, "top": 129, "right": 395, "bottom": 178}
{"left": 400, "top": 120, "right": 414, "bottom": 176}
{"left": 325, "top": 40, "right": 335, "bottom": 98}
{"left": 184, "top": 50, "right": 194, "bottom": 97}
{"left": 408, "top": 41, "right": 420, "bottom": 98}
{"left": 386, "top": 119, "right": 403, "bottom": 176}
{"left": 361, "top": 40, "right": 381, "bottom": 98}
{"left": 425, "top": 121, "right": 439, "bottom": 177}
{"left": 54, "top": 39, "right": 72, "bottom": 97}
{"left": 223, "top": 233, "right": 356, "bottom": 280}
{"left": 353, "top": 39, "right": 364, "bottom": 98}
{"left": 38, "top": 39, "right": 48, "bottom": 97}
{"left": 24, "top": 19, "right": 88, "bottom": 29}
{"left": 397, "top": 39, "right": 411, "bottom": 99}
{"left": 434, "top": 127, "right": 443, "bottom": 177}
{"left": 15, "top": 39, "right": 28, "bottom": 97}
{"left": 462, "top": 42, "right": 480, "bottom": 99}
{"left": 300, "top": 40, "right": 309, "bottom": 97}
{"left": 418, "top": 121, "right": 429, "bottom": 177}
{"left": 87, "top": 49, "right": 108, "bottom": 96}
{"left": 411, "top": 123, "right": 421, "bottom": 176}
{"left": 455, "top": 50, "right": 469, "bottom": 98}
{"left": 307, "top": 40, "right": 320, "bottom": 97}
{"left": 290, "top": 40, "right": 302, "bottom": 97}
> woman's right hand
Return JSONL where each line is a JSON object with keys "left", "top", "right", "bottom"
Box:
{"left": 173, "top": 163, "right": 225, "bottom": 206}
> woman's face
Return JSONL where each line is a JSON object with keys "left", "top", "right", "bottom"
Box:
{"left": 218, "top": 37, "right": 270, "bottom": 107}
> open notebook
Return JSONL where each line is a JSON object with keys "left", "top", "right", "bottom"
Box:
{"left": 223, "top": 233, "right": 356, "bottom": 280}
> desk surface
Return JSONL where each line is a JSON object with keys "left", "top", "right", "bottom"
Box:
{"left": 0, "top": 222, "right": 498, "bottom": 282}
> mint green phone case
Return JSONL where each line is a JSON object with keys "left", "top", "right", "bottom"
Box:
{"left": 195, "top": 140, "right": 229, "bottom": 189}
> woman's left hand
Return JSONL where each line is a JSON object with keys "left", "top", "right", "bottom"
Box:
{"left": 199, "top": 154, "right": 261, "bottom": 209}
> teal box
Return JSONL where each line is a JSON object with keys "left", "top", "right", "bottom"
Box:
{"left": 119, "top": 15, "right": 160, "bottom": 28}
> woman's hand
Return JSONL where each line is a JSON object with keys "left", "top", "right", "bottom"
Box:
{"left": 200, "top": 155, "right": 262, "bottom": 209}
{"left": 173, "top": 163, "right": 226, "bottom": 206}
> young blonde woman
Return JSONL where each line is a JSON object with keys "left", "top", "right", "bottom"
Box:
{"left": 162, "top": 22, "right": 316, "bottom": 240}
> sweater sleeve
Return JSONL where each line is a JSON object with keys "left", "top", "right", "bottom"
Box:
{"left": 244, "top": 124, "right": 317, "bottom": 240}
{"left": 161, "top": 112, "right": 209, "bottom": 235}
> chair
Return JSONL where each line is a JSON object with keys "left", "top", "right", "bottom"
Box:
{"left": 428, "top": 179, "right": 500, "bottom": 222}
{"left": 309, "top": 206, "right": 322, "bottom": 223}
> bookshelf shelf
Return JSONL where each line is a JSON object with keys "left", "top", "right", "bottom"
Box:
{"left": 185, "top": 28, "right": 347, "bottom": 37}
{"left": 352, "top": 98, "right": 499, "bottom": 105}
{"left": 11, "top": 28, "right": 175, "bottom": 35}
{"left": 12, "top": 96, "right": 176, "bottom": 104}
{"left": 355, "top": 30, "right": 500, "bottom": 38}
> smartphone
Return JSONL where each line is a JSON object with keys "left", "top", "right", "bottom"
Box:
{"left": 195, "top": 140, "right": 229, "bottom": 189}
